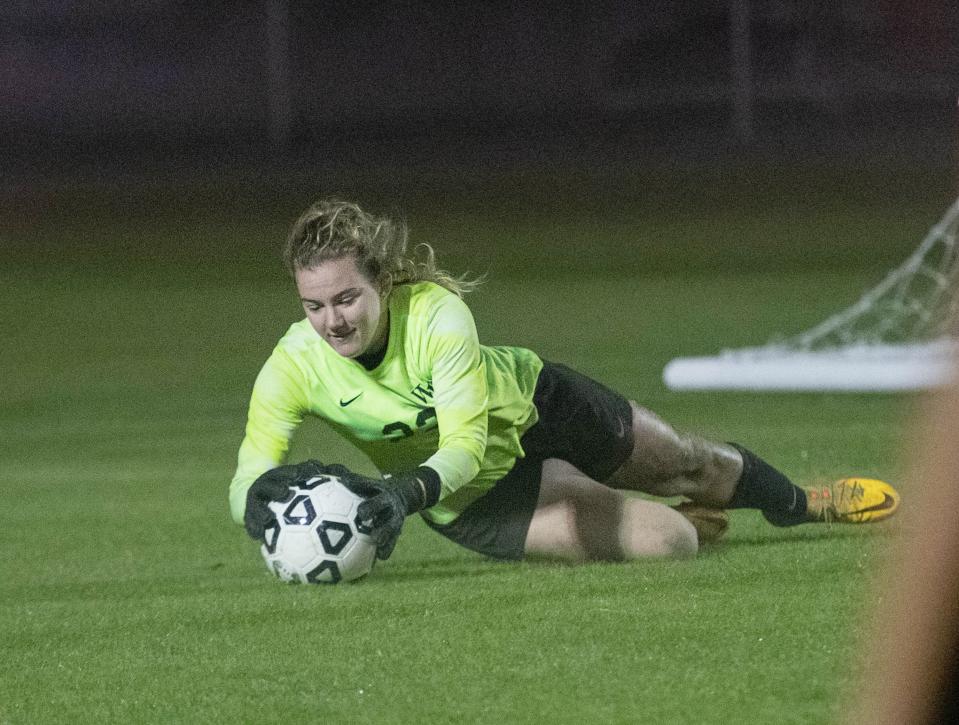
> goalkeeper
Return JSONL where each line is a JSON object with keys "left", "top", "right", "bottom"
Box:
{"left": 230, "top": 199, "right": 900, "bottom": 562}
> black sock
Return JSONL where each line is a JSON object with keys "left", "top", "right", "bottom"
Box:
{"left": 727, "top": 443, "right": 808, "bottom": 527}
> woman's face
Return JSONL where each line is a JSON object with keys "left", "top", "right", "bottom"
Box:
{"left": 294, "top": 256, "right": 389, "bottom": 359}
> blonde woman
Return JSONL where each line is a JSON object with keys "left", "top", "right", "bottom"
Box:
{"left": 231, "top": 199, "right": 900, "bottom": 564}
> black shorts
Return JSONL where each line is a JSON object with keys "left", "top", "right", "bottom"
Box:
{"left": 423, "top": 361, "right": 634, "bottom": 560}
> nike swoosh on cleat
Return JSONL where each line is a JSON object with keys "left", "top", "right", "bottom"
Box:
{"left": 339, "top": 393, "right": 363, "bottom": 407}
{"left": 845, "top": 493, "right": 897, "bottom": 517}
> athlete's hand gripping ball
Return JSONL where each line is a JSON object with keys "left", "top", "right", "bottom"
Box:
{"left": 244, "top": 459, "right": 353, "bottom": 541}
{"left": 340, "top": 468, "right": 441, "bottom": 560}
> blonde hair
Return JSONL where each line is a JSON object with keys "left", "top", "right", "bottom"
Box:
{"left": 283, "top": 198, "right": 481, "bottom": 297}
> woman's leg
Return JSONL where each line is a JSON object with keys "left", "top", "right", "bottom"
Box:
{"left": 605, "top": 400, "right": 900, "bottom": 527}
{"left": 605, "top": 402, "right": 743, "bottom": 507}
{"left": 523, "top": 458, "right": 698, "bottom": 562}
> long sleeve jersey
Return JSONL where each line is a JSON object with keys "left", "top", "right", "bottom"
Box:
{"left": 229, "top": 281, "right": 543, "bottom": 526}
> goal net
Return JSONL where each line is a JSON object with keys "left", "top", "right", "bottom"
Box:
{"left": 663, "top": 198, "right": 959, "bottom": 391}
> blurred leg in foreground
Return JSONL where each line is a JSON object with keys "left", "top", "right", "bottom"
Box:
{"left": 852, "top": 366, "right": 959, "bottom": 724}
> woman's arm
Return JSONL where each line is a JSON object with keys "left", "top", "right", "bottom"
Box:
{"left": 228, "top": 348, "right": 309, "bottom": 524}
{"left": 418, "top": 292, "right": 490, "bottom": 497}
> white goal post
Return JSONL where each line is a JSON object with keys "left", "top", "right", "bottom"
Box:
{"left": 663, "top": 198, "right": 959, "bottom": 392}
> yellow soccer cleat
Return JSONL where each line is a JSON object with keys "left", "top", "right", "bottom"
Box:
{"left": 672, "top": 502, "right": 730, "bottom": 545}
{"left": 804, "top": 477, "right": 900, "bottom": 523}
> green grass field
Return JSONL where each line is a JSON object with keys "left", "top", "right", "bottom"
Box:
{"left": 0, "top": 161, "right": 947, "bottom": 723}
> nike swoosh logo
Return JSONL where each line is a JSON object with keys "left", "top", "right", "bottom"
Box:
{"left": 339, "top": 393, "right": 363, "bottom": 407}
{"left": 847, "top": 493, "right": 897, "bottom": 516}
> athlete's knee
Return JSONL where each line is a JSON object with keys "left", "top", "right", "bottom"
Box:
{"left": 659, "top": 514, "right": 698, "bottom": 558}
{"left": 620, "top": 500, "right": 698, "bottom": 559}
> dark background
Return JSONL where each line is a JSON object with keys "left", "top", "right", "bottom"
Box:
{"left": 3, "top": 1, "right": 958, "bottom": 288}
{"left": 4, "top": 1, "right": 957, "bottom": 176}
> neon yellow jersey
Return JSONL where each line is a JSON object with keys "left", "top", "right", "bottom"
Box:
{"left": 229, "top": 281, "right": 543, "bottom": 526}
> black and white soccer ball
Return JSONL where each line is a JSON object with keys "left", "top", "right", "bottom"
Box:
{"left": 261, "top": 475, "right": 376, "bottom": 584}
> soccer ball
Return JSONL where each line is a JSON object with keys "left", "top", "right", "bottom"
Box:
{"left": 260, "top": 475, "right": 376, "bottom": 584}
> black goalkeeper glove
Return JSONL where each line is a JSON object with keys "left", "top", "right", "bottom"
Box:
{"left": 339, "top": 467, "right": 441, "bottom": 560}
{"left": 244, "top": 459, "right": 353, "bottom": 541}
